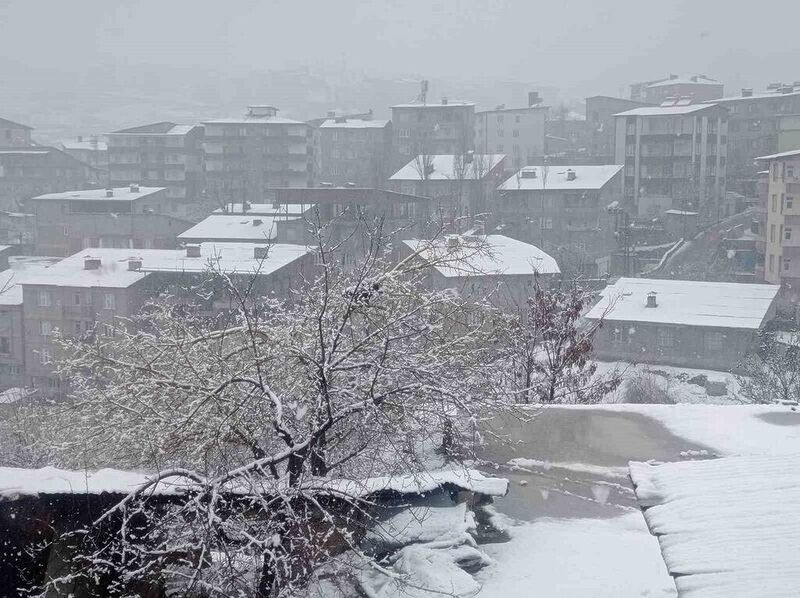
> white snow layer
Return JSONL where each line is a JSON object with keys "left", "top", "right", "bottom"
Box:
{"left": 629, "top": 455, "right": 800, "bottom": 597}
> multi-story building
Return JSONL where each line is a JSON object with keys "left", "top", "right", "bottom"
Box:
{"left": 107, "top": 122, "right": 204, "bottom": 219}
{"left": 0, "top": 146, "right": 101, "bottom": 212}
{"left": 313, "top": 116, "right": 392, "bottom": 187}
{"left": 614, "top": 101, "right": 728, "bottom": 219}
{"left": 585, "top": 96, "right": 652, "bottom": 164}
{"left": 20, "top": 243, "right": 314, "bottom": 393}
{"left": 778, "top": 114, "right": 800, "bottom": 153}
{"left": 203, "top": 106, "right": 313, "bottom": 207}
{"left": 61, "top": 137, "right": 109, "bottom": 179}
{"left": 391, "top": 100, "right": 475, "bottom": 165}
{"left": 28, "top": 185, "right": 192, "bottom": 256}
{"left": 706, "top": 84, "right": 800, "bottom": 194}
{"left": 0, "top": 118, "right": 33, "bottom": 147}
{"left": 757, "top": 149, "right": 800, "bottom": 287}
{"left": 496, "top": 164, "right": 623, "bottom": 276}
{"left": 630, "top": 75, "right": 723, "bottom": 105}
{"left": 389, "top": 153, "right": 506, "bottom": 228}
{"left": 475, "top": 93, "right": 547, "bottom": 172}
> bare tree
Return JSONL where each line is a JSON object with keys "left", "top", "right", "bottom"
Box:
{"left": 737, "top": 333, "right": 800, "bottom": 404}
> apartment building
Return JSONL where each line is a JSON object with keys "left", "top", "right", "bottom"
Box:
{"left": 107, "top": 122, "right": 204, "bottom": 219}
{"left": 614, "top": 101, "right": 728, "bottom": 219}
{"left": 496, "top": 164, "right": 623, "bottom": 276}
{"left": 28, "top": 185, "right": 192, "bottom": 256}
{"left": 61, "top": 137, "right": 109, "bottom": 178}
{"left": 475, "top": 93, "right": 547, "bottom": 172}
{"left": 313, "top": 116, "right": 392, "bottom": 187}
{"left": 585, "top": 96, "right": 652, "bottom": 164}
{"left": 20, "top": 243, "right": 314, "bottom": 393}
{"left": 0, "top": 118, "right": 33, "bottom": 147}
{"left": 203, "top": 106, "right": 313, "bottom": 207}
{"left": 0, "top": 146, "right": 100, "bottom": 212}
{"left": 706, "top": 84, "right": 800, "bottom": 194}
{"left": 758, "top": 149, "right": 800, "bottom": 287}
{"left": 391, "top": 100, "right": 475, "bottom": 165}
{"left": 630, "top": 75, "right": 723, "bottom": 105}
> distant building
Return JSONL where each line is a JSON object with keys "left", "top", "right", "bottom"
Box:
{"left": 756, "top": 149, "right": 800, "bottom": 287}
{"left": 27, "top": 186, "right": 192, "bottom": 256}
{"left": 107, "top": 122, "right": 205, "bottom": 219}
{"left": 587, "top": 277, "right": 779, "bottom": 370}
{"left": 614, "top": 102, "right": 728, "bottom": 219}
{"left": 585, "top": 96, "right": 652, "bottom": 164}
{"left": 391, "top": 100, "right": 475, "bottom": 165}
{"left": 0, "top": 146, "right": 101, "bottom": 212}
{"left": 203, "top": 106, "right": 313, "bottom": 207}
{"left": 0, "top": 117, "right": 33, "bottom": 147}
{"left": 20, "top": 243, "right": 314, "bottom": 393}
{"left": 544, "top": 109, "right": 589, "bottom": 161}
{"left": 313, "top": 115, "right": 392, "bottom": 187}
{"left": 0, "top": 211, "right": 35, "bottom": 252}
{"left": 630, "top": 74, "right": 723, "bottom": 105}
{"left": 178, "top": 205, "right": 309, "bottom": 245}
{"left": 496, "top": 164, "right": 624, "bottom": 276}
{"left": 61, "top": 137, "right": 108, "bottom": 179}
{"left": 388, "top": 153, "right": 506, "bottom": 227}
{"left": 402, "top": 234, "right": 559, "bottom": 312}
{"left": 702, "top": 83, "right": 800, "bottom": 195}
{"left": 475, "top": 93, "right": 547, "bottom": 171}
{"left": 778, "top": 114, "right": 800, "bottom": 153}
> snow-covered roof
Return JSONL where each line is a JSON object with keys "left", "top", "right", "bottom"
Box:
{"left": 586, "top": 277, "right": 779, "bottom": 330}
{"left": 392, "top": 102, "right": 475, "bottom": 108}
{"left": 203, "top": 116, "right": 306, "bottom": 125}
{"left": 31, "top": 186, "right": 165, "bottom": 201}
{"left": 614, "top": 104, "right": 720, "bottom": 117}
{"left": 646, "top": 75, "right": 721, "bottom": 88}
{"left": 498, "top": 165, "right": 623, "bottom": 191}
{"left": 110, "top": 122, "right": 196, "bottom": 136}
{"left": 0, "top": 150, "right": 50, "bottom": 156}
{"left": 213, "top": 203, "right": 311, "bottom": 216}
{"left": 0, "top": 257, "right": 61, "bottom": 305}
{"left": 706, "top": 89, "right": 800, "bottom": 103}
{"left": 755, "top": 148, "right": 800, "bottom": 161}
{"left": 20, "top": 244, "right": 312, "bottom": 288}
{"left": 630, "top": 454, "right": 800, "bottom": 597}
{"left": 318, "top": 118, "right": 389, "bottom": 129}
{"left": 389, "top": 154, "right": 505, "bottom": 181}
{"left": 178, "top": 214, "right": 301, "bottom": 242}
{"left": 403, "top": 234, "right": 560, "bottom": 278}
{"left": 62, "top": 140, "right": 108, "bottom": 151}
{"left": 663, "top": 209, "right": 699, "bottom": 216}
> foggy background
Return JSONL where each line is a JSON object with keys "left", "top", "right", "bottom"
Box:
{"left": 1, "top": 0, "right": 797, "bottom": 142}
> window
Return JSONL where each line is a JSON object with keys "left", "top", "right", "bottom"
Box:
{"left": 40, "top": 320, "right": 53, "bottom": 336}
{"left": 704, "top": 332, "right": 723, "bottom": 352}
{"left": 788, "top": 165, "right": 795, "bottom": 178}
{"left": 785, "top": 257, "right": 792, "bottom": 272}
{"left": 512, "top": 129, "right": 520, "bottom": 138}
{"left": 771, "top": 224, "right": 776, "bottom": 243}
{"left": 515, "top": 115, "right": 521, "bottom": 123}
{"left": 786, "top": 227, "right": 792, "bottom": 241}
{"left": 40, "top": 347, "right": 53, "bottom": 365}
{"left": 73, "top": 292, "right": 81, "bottom": 306}
{"left": 0, "top": 337, "right": 9, "bottom": 354}
{"left": 497, "top": 129, "right": 504, "bottom": 137}
{"left": 103, "top": 293, "right": 116, "bottom": 310}
{"left": 769, "top": 254, "right": 775, "bottom": 272}
{"left": 540, "top": 217, "right": 553, "bottom": 229}
{"left": 497, "top": 114, "right": 504, "bottom": 123}
{"left": 398, "top": 129, "right": 410, "bottom": 138}
{"left": 772, "top": 194, "right": 778, "bottom": 213}
{"left": 612, "top": 328, "right": 623, "bottom": 344}
{"left": 38, "top": 291, "right": 52, "bottom": 307}
{"left": 497, "top": 144, "right": 504, "bottom": 152}
{"left": 102, "top": 323, "right": 115, "bottom": 338}
{"left": 656, "top": 328, "right": 675, "bottom": 348}
{"left": 74, "top": 321, "right": 82, "bottom": 335}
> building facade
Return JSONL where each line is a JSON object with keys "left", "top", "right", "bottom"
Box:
{"left": 28, "top": 186, "right": 192, "bottom": 256}
{"left": 203, "top": 106, "right": 313, "bottom": 208}
{"left": 313, "top": 116, "right": 392, "bottom": 187}
{"left": 107, "top": 122, "right": 204, "bottom": 219}
{"left": 0, "top": 118, "right": 32, "bottom": 147}
{"left": 630, "top": 75, "right": 723, "bottom": 105}
{"left": 61, "top": 137, "right": 109, "bottom": 180}
{"left": 475, "top": 95, "right": 547, "bottom": 172}
{"left": 614, "top": 102, "right": 728, "bottom": 219}
{"left": 758, "top": 149, "right": 800, "bottom": 287}
{"left": 391, "top": 100, "right": 475, "bottom": 165}
{"left": 585, "top": 96, "right": 652, "bottom": 164}
{"left": 496, "top": 164, "right": 623, "bottom": 276}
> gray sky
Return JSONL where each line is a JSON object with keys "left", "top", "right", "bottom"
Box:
{"left": 1, "top": 0, "right": 797, "bottom": 96}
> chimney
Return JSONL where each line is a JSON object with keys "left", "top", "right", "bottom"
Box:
{"left": 252, "top": 218, "right": 263, "bottom": 226}
{"left": 646, "top": 291, "right": 658, "bottom": 308}
{"left": 520, "top": 168, "right": 538, "bottom": 179}
{"left": 84, "top": 256, "right": 101, "bottom": 270}
{"left": 446, "top": 236, "right": 460, "bottom": 250}
{"left": 742, "top": 88, "right": 753, "bottom": 97}
{"left": 127, "top": 257, "right": 143, "bottom": 271}
{"left": 566, "top": 168, "right": 577, "bottom": 181}
{"left": 129, "top": 183, "right": 140, "bottom": 193}
{"left": 254, "top": 246, "right": 269, "bottom": 259}
{"left": 105, "top": 188, "right": 114, "bottom": 198}
{"left": 441, "top": 97, "right": 448, "bottom": 105}
{"left": 185, "top": 244, "right": 201, "bottom": 258}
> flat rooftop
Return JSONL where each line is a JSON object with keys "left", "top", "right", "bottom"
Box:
{"left": 178, "top": 214, "right": 302, "bottom": 243}
{"left": 391, "top": 102, "right": 475, "bottom": 109}
{"left": 390, "top": 154, "right": 505, "bottom": 181}
{"left": 20, "top": 244, "right": 312, "bottom": 289}
{"left": 614, "top": 104, "right": 719, "bottom": 117}
{"left": 31, "top": 186, "right": 165, "bottom": 201}
{"left": 755, "top": 148, "right": 800, "bottom": 161}
{"left": 403, "top": 234, "right": 559, "bottom": 278}
{"left": 585, "top": 277, "right": 780, "bottom": 330}
{"left": 319, "top": 118, "right": 389, "bottom": 129}
{"left": 498, "top": 164, "right": 623, "bottom": 191}
{"left": 213, "top": 203, "right": 311, "bottom": 216}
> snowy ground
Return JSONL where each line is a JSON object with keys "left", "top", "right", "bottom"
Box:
{"left": 473, "top": 404, "right": 800, "bottom": 597}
